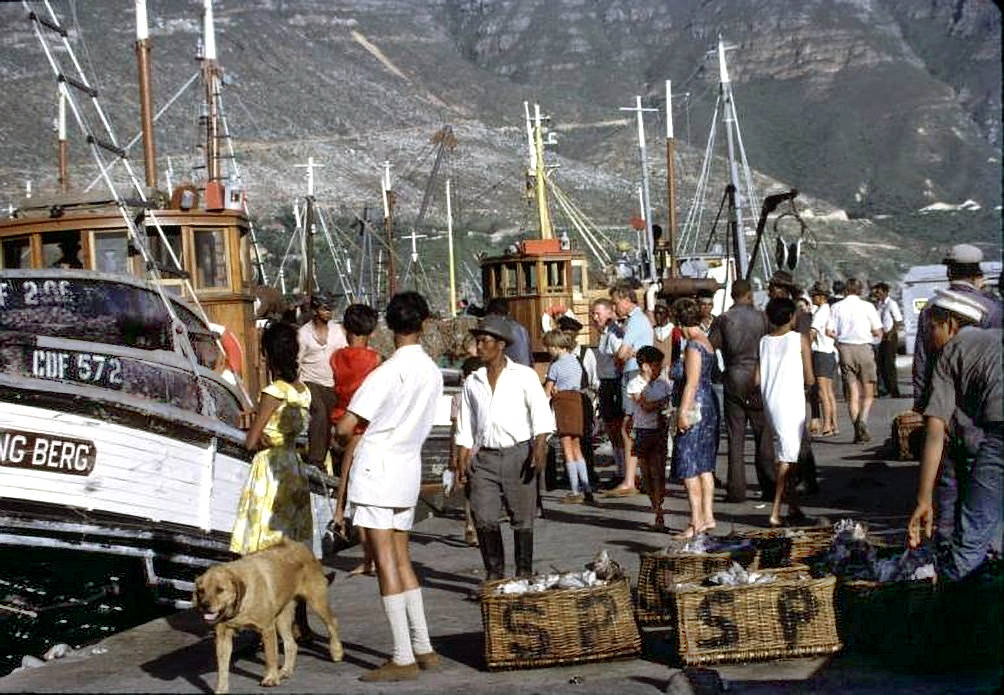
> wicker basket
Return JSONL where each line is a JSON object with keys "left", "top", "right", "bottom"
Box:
{"left": 480, "top": 577, "right": 641, "bottom": 670}
{"left": 892, "top": 410, "right": 924, "bottom": 461}
{"left": 673, "top": 575, "right": 840, "bottom": 665}
{"left": 635, "top": 548, "right": 756, "bottom": 626}
{"left": 836, "top": 577, "right": 937, "bottom": 659}
{"left": 740, "top": 526, "right": 837, "bottom": 566}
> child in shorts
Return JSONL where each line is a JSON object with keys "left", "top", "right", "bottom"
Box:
{"left": 629, "top": 346, "right": 673, "bottom": 529}
{"left": 543, "top": 329, "right": 591, "bottom": 504}
{"left": 331, "top": 303, "right": 382, "bottom": 575}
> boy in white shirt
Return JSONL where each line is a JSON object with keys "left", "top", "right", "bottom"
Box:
{"left": 629, "top": 346, "right": 673, "bottom": 529}
{"left": 334, "top": 292, "right": 443, "bottom": 682}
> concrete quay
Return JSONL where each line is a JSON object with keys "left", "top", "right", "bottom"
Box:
{"left": 2, "top": 395, "right": 1000, "bottom": 694}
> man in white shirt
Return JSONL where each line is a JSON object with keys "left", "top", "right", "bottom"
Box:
{"left": 297, "top": 293, "right": 348, "bottom": 469}
{"left": 827, "top": 278, "right": 883, "bottom": 443}
{"left": 455, "top": 316, "right": 555, "bottom": 581}
{"left": 335, "top": 292, "right": 443, "bottom": 682}
{"left": 873, "top": 282, "right": 904, "bottom": 398}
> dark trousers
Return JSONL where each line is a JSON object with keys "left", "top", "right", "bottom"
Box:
{"left": 878, "top": 331, "right": 900, "bottom": 397}
{"left": 470, "top": 442, "right": 536, "bottom": 531}
{"left": 723, "top": 386, "right": 776, "bottom": 502}
{"left": 304, "top": 381, "right": 337, "bottom": 468}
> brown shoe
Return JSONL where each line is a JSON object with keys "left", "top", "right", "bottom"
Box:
{"left": 602, "top": 486, "right": 638, "bottom": 497}
{"left": 414, "top": 650, "right": 441, "bottom": 670}
{"left": 358, "top": 660, "right": 420, "bottom": 682}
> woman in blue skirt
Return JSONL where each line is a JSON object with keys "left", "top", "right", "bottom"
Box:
{"left": 670, "top": 297, "right": 721, "bottom": 538}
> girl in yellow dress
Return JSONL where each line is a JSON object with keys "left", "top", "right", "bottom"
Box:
{"left": 230, "top": 321, "right": 313, "bottom": 554}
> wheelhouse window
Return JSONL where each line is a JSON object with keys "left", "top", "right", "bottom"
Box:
{"left": 544, "top": 260, "right": 566, "bottom": 293}
{"left": 239, "top": 233, "right": 253, "bottom": 288}
{"left": 42, "top": 231, "right": 83, "bottom": 269}
{"left": 521, "top": 261, "right": 537, "bottom": 295}
{"left": 571, "top": 261, "right": 586, "bottom": 299}
{"left": 491, "top": 266, "right": 503, "bottom": 296}
{"left": 193, "top": 227, "right": 230, "bottom": 290}
{"left": 147, "top": 225, "right": 184, "bottom": 273}
{"left": 504, "top": 263, "right": 518, "bottom": 296}
{"left": 1, "top": 236, "right": 31, "bottom": 268}
{"left": 92, "top": 231, "right": 129, "bottom": 274}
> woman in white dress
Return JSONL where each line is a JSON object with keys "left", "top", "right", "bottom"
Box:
{"left": 757, "top": 297, "right": 814, "bottom": 526}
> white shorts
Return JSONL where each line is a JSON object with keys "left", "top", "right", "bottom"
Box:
{"left": 352, "top": 504, "right": 415, "bottom": 531}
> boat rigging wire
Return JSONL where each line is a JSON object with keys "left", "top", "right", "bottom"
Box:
{"left": 82, "top": 72, "right": 201, "bottom": 193}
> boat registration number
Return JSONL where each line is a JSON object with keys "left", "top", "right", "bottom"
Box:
{"left": 0, "top": 429, "right": 96, "bottom": 476}
{"left": 30, "top": 348, "right": 124, "bottom": 389}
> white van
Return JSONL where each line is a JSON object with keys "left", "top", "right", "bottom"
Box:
{"left": 900, "top": 261, "right": 1001, "bottom": 354}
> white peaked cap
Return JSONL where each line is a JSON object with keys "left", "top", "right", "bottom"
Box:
{"left": 931, "top": 289, "right": 987, "bottom": 323}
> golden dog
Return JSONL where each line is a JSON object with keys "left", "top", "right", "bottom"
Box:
{"left": 194, "top": 539, "right": 343, "bottom": 693}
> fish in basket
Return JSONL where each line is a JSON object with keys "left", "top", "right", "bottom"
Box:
{"left": 480, "top": 553, "right": 641, "bottom": 670}
{"left": 738, "top": 525, "right": 837, "bottom": 567}
{"left": 635, "top": 536, "right": 756, "bottom": 626}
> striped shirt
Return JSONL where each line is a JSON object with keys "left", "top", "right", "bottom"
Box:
{"left": 546, "top": 353, "right": 583, "bottom": 391}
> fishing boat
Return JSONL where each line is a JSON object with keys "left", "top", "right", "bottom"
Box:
{"left": 0, "top": 0, "right": 336, "bottom": 607}
{"left": 480, "top": 103, "right": 602, "bottom": 361}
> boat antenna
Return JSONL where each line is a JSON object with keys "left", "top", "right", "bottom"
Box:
{"left": 718, "top": 34, "right": 749, "bottom": 278}
{"left": 381, "top": 161, "right": 396, "bottom": 298}
{"left": 619, "top": 96, "right": 658, "bottom": 280}
{"left": 201, "top": 0, "right": 222, "bottom": 184}
{"left": 293, "top": 156, "right": 323, "bottom": 305}
{"left": 135, "top": 0, "right": 157, "bottom": 189}
{"left": 530, "top": 103, "right": 554, "bottom": 239}
{"left": 446, "top": 178, "right": 457, "bottom": 316}
{"left": 56, "top": 88, "right": 68, "bottom": 192}
{"left": 664, "top": 80, "right": 677, "bottom": 277}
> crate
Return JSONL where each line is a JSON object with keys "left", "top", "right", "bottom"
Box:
{"left": 635, "top": 547, "right": 755, "bottom": 625}
{"left": 673, "top": 575, "right": 841, "bottom": 665}
{"left": 480, "top": 577, "right": 641, "bottom": 670}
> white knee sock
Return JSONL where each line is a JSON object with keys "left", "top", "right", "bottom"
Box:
{"left": 402, "top": 588, "right": 433, "bottom": 655}
{"left": 565, "top": 462, "right": 580, "bottom": 493}
{"left": 574, "top": 461, "right": 591, "bottom": 492}
{"left": 381, "top": 593, "right": 415, "bottom": 665}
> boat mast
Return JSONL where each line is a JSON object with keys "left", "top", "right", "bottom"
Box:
{"left": 446, "top": 177, "right": 457, "bottom": 317}
{"left": 531, "top": 104, "right": 554, "bottom": 239}
{"left": 718, "top": 35, "right": 748, "bottom": 278}
{"left": 620, "top": 96, "right": 658, "bottom": 281}
{"left": 201, "top": 0, "right": 221, "bottom": 184}
{"left": 135, "top": 0, "right": 157, "bottom": 189}
{"left": 664, "top": 80, "right": 677, "bottom": 277}
{"left": 294, "top": 156, "right": 322, "bottom": 305}
{"left": 57, "top": 89, "right": 68, "bottom": 193}
{"left": 381, "top": 161, "right": 396, "bottom": 298}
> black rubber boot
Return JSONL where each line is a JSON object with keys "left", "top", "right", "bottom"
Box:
{"left": 514, "top": 529, "right": 534, "bottom": 578}
{"left": 476, "top": 527, "right": 505, "bottom": 580}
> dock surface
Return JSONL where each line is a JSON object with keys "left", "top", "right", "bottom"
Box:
{"left": 2, "top": 394, "right": 1000, "bottom": 694}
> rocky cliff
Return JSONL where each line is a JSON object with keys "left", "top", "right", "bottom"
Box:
{"left": 0, "top": 0, "right": 999, "bottom": 293}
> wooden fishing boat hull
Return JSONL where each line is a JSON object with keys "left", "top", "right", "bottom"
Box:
{"left": 0, "top": 378, "right": 335, "bottom": 608}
